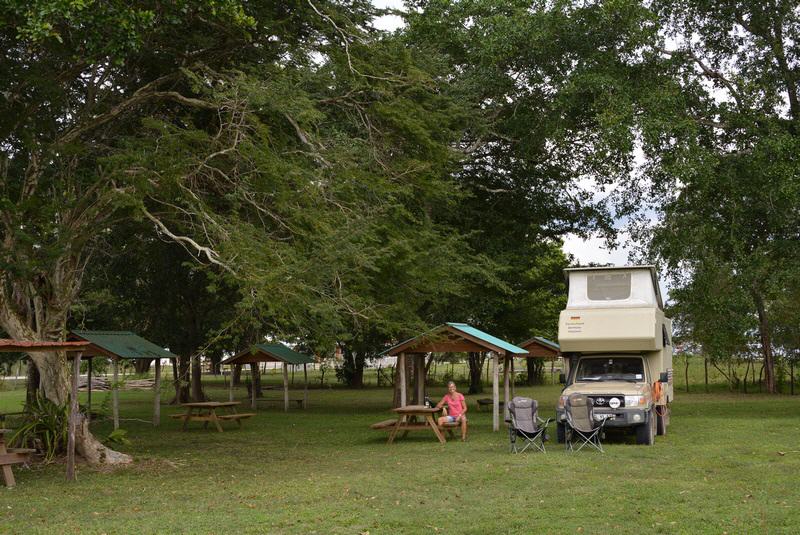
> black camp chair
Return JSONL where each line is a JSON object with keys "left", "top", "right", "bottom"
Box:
{"left": 565, "top": 393, "right": 607, "bottom": 453}
{"left": 507, "top": 397, "right": 551, "bottom": 453}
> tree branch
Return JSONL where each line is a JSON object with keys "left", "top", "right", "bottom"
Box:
{"left": 141, "top": 207, "right": 234, "bottom": 273}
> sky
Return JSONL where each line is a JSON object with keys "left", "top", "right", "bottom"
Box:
{"left": 370, "top": 1, "right": 637, "bottom": 270}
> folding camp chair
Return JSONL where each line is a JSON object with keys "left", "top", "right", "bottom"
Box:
{"left": 565, "top": 393, "right": 607, "bottom": 453}
{"left": 507, "top": 397, "right": 551, "bottom": 453}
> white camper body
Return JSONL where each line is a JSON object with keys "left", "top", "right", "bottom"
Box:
{"left": 556, "top": 266, "right": 673, "bottom": 445}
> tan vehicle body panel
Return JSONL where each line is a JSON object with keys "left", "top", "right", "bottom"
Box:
{"left": 558, "top": 267, "right": 674, "bottom": 407}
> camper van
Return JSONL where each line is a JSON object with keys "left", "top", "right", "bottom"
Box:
{"left": 555, "top": 266, "right": 673, "bottom": 445}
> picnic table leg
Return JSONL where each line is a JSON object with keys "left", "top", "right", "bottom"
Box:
{"left": 388, "top": 414, "right": 406, "bottom": 444}
{"left": 401, "top": 414, "right": 415, "bottom": 439}
{"left": 210, "top": 409, "right": 224, "bottom": 432}
{"left": 426, "top": 415, "right": 447, "bottom": 444}
{"left": 229, "top": 406, "right": 243, "bottom": 428}
{"left": 182, "top": 408, "right": 192, "bottom": 431}
{"left": 0, "top": 441, "right": 14, "bottom": 487}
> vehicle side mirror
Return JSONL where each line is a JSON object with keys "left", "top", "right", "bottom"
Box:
{"left": 559, "top": 373, "right": 566, "bottom": 385}
{"left": 659, "top": 371, "right": 669, "bottom": 383}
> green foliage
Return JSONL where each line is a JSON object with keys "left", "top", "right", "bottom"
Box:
{"left": 106, "top": 428, "right": 131, "bottom": 446}
{"left": 9, "top": 394, "right": 68, "bottom": 463}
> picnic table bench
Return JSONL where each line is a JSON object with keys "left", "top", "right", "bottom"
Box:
{"left": 0, "top": 429, "right": 34, "bottom": 487}
{"left": 173, "top": 402, "right": 255, "bottom": 432}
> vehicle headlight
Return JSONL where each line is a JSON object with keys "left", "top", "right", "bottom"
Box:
{"left": 624, "top": 395, "right": 648, "bottom": 408}
{"left": 558, "top": 395, "right": 569, "bottom": 409}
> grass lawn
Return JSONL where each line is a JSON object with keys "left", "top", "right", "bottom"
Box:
{"left": 1, "top": 376, "right": 800, "bottom": 534}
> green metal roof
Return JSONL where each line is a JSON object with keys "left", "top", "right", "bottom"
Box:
{"left": 519, "top": 336, "right": 560, "bottom": 351}
{"left": 70, "top": 330, "right": 178, "bottom": 360}
{"left": 383, "top": 323, "right": 528, "bottom": 355}
{"left": 222, "top": 343, "right": 315, "bottom": 365}
{"left": 445, "top": 323, "right": 528, "bottom": 354}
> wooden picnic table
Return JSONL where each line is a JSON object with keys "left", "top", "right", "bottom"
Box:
{"left": 387, "top": 405, "right": 447, "bottom": 445}
{"left": 0, "top": 429, "right": 34, "bottom": 487}
{"left": 173, "top": 402, "right": 254, "bottom": 432}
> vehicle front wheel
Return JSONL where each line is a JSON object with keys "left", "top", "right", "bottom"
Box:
{"left": 635, "top": 410, "right": 656, "bottom": 445}
{"left": 656, "top": 406, "right": 668, "bottom": 436}
{"left": 556, "top": 422, "right": 565, "bottom": 444}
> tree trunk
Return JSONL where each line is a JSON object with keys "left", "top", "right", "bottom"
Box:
{"left": 467, "top": 352, "right": 484, "bottom": 394}
{"left": 752, "top": 289, "right": 777, "bottom": 393}
{"left": 526, "top": 358, "right": 543, "bottom": 386}
{"left": 25, "top": 358, "right": 40, "bottom": 409}
{"left": 684, "top": 356, "right": 690, "bottom": 393}
{"left": 190, "top": 354, "right": 205, "bottom": 401}
{"left": 133, "top": 359, "right": 152, "bottom": 375}
{"left": 232, "top": 364, "right": 242, "bottom": 386}
{"left": 249, "top": 362, "right": 262, "bottom": 398}
{"left": 0, "top": 296, "right": 130, "bottom": 466}
{"left": 209, "top": 353, "right": 222, "bottom": 375}
{"left": 173, "top": 355, "right": 190, "bottom": 403}
{"left": 704, "top": 358, "right": 709, "bottom": 392}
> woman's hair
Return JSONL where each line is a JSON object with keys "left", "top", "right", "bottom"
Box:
{"left": 447, "top": 381, "right": 456, "bottom": 388}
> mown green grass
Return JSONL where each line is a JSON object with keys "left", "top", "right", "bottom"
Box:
{"left": 1, "top": 370, "right": 799, "bottom": 534}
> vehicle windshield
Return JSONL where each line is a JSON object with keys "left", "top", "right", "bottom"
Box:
{"left": 574, "top": 357, "right": 645, "bottom": 383}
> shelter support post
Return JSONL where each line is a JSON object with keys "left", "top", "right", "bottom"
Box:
{"left": 510, "top": 358, "right": 515, "bottom": 399}
{"left": 283, "top": 362, "right": 289, "bottom": 412}
{"left": 112, "top": 357, "right": 119, "bottom": 431}
{"left": 229, "top": 364, "right": 234, "bottom": 402}
{"left": 251, "top": 367, "right": 257, "bottom": 410}
{"left": 399, "top": 353, "right": 407, "bottom": 407}
{"left": 416, "top": 354, "right": 425, "bottom": 404}
{"left": 153, "top": 358, "right": 161, "bottom": 426}
{"left": 303, "top": 363, "right": 308, "bottom": 409}
{"left": 492, "top": 352, "right": 500, "bottom": 432}
{"left": 87, "top": 357, "right": 92, "bottom": 421}
{"left": 503, "top": 355, "right": 510, "bottom": 420}
{"left": 66, "top": 352, "right": 81, "bottom": 482}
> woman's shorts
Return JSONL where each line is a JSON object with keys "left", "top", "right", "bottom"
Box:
{"left": 445, "top": 416, "right": 460, "bottom": 423}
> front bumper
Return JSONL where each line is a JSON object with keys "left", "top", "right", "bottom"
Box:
{"left": 556, "top": 407, "right": 650, "bottom": 427}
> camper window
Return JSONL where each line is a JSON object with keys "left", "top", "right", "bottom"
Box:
{"left": 587, "top": 272, "right": 631, "bottom": 301}
{"left": 575, "top": 357, "right": 644, "bottom": 382}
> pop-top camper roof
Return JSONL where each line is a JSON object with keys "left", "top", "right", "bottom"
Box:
{"left": 564, "top": 265, "right": 663, "bottom": 310}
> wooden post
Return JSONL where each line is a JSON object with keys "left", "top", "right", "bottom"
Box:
{"left": 251, "top": 365, "right": 257, "bottom": 410}
{"left": 229, "top": 364, "right": 234, "bottom": 402}
{"left": 303, "top": 363, "right": 308, "bottom": 409}
{"left": 66, "top": 352, "right": 81, "bottom": 482}
{"left": 399, "top": 353, "right": 407, "bottom": 407}
{"left": 503, "top": 355, "right": 510, "bottom": 420}
{"left": 112, "top": 357, "right": 119, "bottom": 431}
{"left": 492, "top": 352, "right": 500, "bottom": 432}
{"left": 153, "top": 358, "right": 161, "bottom": 426}
{"left": 282, "top": 362, "right": 289, "bottom": 412}
{"left": 416, "top": 354, "right": 425, "bottom": 404}
{"left": 510, "top": 358, "right": 516, "bottom": 399}
{"left": 87, "top": 357, "right": 93, "bottom": 421}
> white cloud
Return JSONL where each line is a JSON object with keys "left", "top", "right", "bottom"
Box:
{"left": 562, "top": 232, "right": 631, "bottom": 267}
{"left": 372, "top": 0, "right": 405, "bottom": 31}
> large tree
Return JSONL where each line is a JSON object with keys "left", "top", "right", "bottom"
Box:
{"left": 0, "top": 0, "right": 474, "bottom": 462}
{"left": 630, "top": 0, "right": 800, "bottom": 393}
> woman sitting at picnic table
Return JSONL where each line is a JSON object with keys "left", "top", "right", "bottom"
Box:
{"left": 436, "top": 381, "right": 468, "bottom": 441}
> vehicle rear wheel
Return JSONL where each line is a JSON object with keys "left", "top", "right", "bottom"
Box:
{"left": 636, "top": 409, "right": 655, "bottom": 445}
{"left": 556, "top": 422, "right": 565, "bottom": 444}
{"left": 656, "top": 406, "right": 668, "bottom": 436}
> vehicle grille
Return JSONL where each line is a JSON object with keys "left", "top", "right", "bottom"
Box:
{"left": 588, "top": 395, "right": 625, "bottom": 408}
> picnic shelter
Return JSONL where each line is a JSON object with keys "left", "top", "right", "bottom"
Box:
{"left": 221, "top": 343, "right": 316, "bottom": 411}
{"left": 68, "top": 330, "right": 178, "bottom": 428}
{"left": 383, "top": 322, "right": 528, "bottom": 431}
